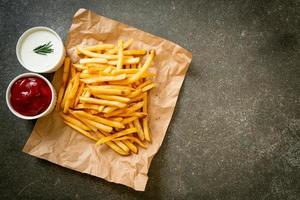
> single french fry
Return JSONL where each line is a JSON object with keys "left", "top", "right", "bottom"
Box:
{"left": 73, "top": 110, "right": 125, "bottom": 129}
{"left": 77, "top": 118, "right": 98, "bottom": 132}
{"left": 61, "top": 79, "right": 73, "bottom": 109}
{"left": 80, "top": 74, "right": 126, "bottom": 84}
{"left": 86, "top": 109, "right": 99, "bottom": 115}
{"left": 107, "top": 80, "right": 131, "bottom": 85}
{"left": 124, "top": 101, "right": 144, "bottom": 114}
{"left": 123, "top": 49, "right": 147, "bottom": 56}
{"left": 87, "top": 66, "right": 107, "bottom": 73}
{"left": 142, "top": 83, "right": 156, "bottom": 92}
{"left": 96, "top": 128, "right": 137, "bottom": 145}
{"left": 105, "top": 39, "right": 133, "bottom": 54}
{"left": 136, "top": 80, "right": 153, "bottom": 89}
{"left": 56, "top": 57, "right": 71, "bottom": 110}
{"left": 123, "top": 140, "right": 138, "bottom": 154}
{"left": 77, "top": 46, "right": 132, "bottom": 60}
{"left": 121, "top": 116, "right": 138, "bottom": 125}
{"left": 74, "top": 82, "right": 85, "bottom": 107}
{"left": 60, "top": 113, "right": 90, "bottom": 131}
{"left": 103, "top": 108, "right": 127, "bottom": 118}
{"left": 86, "top": 63, "right": 111, "bottom": 68}
{"left": 133, "top": 119, "right": 144, "bottom": 141}
{"left": 113, "top": 136, "right": 147, "bottom": 149}
{"left": 70, "top": 64, "right": 76, "bottom": 78}
{"left": 108, "top": 57, "right": 140, "bottom": 65}
{"left": 131, "top": 64, "right": 137, "bottom": 69}
{"left": 94, "top": 131, "right": 129, "bottom": 155}
{"left": 143, "top": 93, "right": 151, "bottom": 142}
{"left": 108, "top": 117, "right": 123, "bottom": 122}
{"left": 129, "top": 50, "right": 155, "bottom": 83}
{"left": 73, "top": 115, "right": 113, "bottom": 133}
{"left": 125, "top": 64, "right": 130, "bottom": 69}
{"left": 75, "top": 103, "right": 104, "bottom": 112}
{"left": 126, "top": 88, "right": 142, "bottom": 98}
{"left": 119, "top": 112, "right": 147, "bottom": 118}
{"left": 126, "top": 72, "right": 155, "bottom": 79}
{"left": 79, "top": 97, "right": 127, "bottom": 108}
{"left": 73, "top": 63, "right": 87, "bottom": 70}
{"left": 79, "top": 58, "right": 108, "bottom": 64}
{"left": 102, "top": 106, "right": 118, "bottom": 113}
{"left": 129, "top": 93, "right": 146, "bottom": 102}
{"left": 117, "top": 40, "right": 123, "bottom": 69}
{"left": 63, "top": 121, "right": 98, "bottom": 141}
{"left": 111, "top": 68, "right": 139, "bottom": 75}
{"left": 64, "top": 73, "right": 80, "bottom": 113}
{"left": 92, "top": 94, "right": 130, "bottom": 103}
{"left": 99, "top": 131, "right": 130, "bottom": 153}
{"left": 88, "top": 86, "right": 131, "bottom": 95}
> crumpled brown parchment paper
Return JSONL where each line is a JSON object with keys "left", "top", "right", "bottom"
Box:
{"left": 23, "top": 8, "right": 192, "bottom": 191}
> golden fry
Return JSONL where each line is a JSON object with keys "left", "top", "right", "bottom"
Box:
{"left": 61, "top": 79, "right": 73, "bottom": 109}
{"left": 94, "top": 131, "right": 129, "bottom": 155}
{"left": 117, "top": 40, "right": 124, "bottom": 69}
{"left": 74, "top": 82, "right": 85, "bottom": 106}
{"left": 108, "top": 57, "right": 140, "bottom": 65}
{"left": 119, "top": 112, "right": 147, "bottom": 117}
{"left": 60, "top": 113, "right": 90, "bottom": 131}
{"left": 111, "top": 68, "right": 138, "bottom": 75}
{"left": 133, "top": 119, "right": 144, "bottom": 141}
{"left": 142, "top": 83, "right": 156, "bottom": 92}
{"left": 96, "top": 128, "right": 137, "bottom": 145}
{"left": 74, "top": 116, "right": 113, "bottom": 133}
{"left": 121, "top": 116, "right": 138, "bottom": 125}
{"left": 88, "top": 85, "right": 131, "bottom": 95}
{"left": 123, "top": 49, "right": 147, "bottom": 56}
{"left": 102, "top": 106, "right": 118, "bottom": 113}
{"left": 100, "top": 131, "right": 130, "bottom": 153}
{"left": 64, "top": 121, "right": 98, "bottom": 141}
{"left": 92, "top": 94, "right": 130, "bottom": 103}
{"left": 126, "top": 89, "right": 142, "bottom": 98}
{"left": 113, "top": 136, "right": 147, "bottom": 149}
{"left": 128, "top": 50, "right": 155, "bottom": 83}
{"left": 108, "top": 117, "right": 123, "bottom": 122}
{"left": 143, "top": 93, "right": 151, "bottom": 142}
{"left": 75, "top": 103, "right": 104, "bottom": 112}
{"left": 64, "top": 73, "right": 80, "bottom": 113}
{"left": 105, "top": 39, "right": 133, "bottom": 54}
{"left": 80, "top": 74, "right": 126, "bottom": 84}
{"left": 73, "top": 110, "right": 125, "bottom": 129}
{"left": 79, "top": 97, "right": 127, "bottom": 108}
{"left": 129, "top": 93, "right": 146, "bottom": 102}
{"left": 56, "top": 57, "right": 71, "bottom": 110}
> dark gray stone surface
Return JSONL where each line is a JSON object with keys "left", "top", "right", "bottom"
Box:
{"left": 0, "top": 0, "right": 299, "bottom": 199}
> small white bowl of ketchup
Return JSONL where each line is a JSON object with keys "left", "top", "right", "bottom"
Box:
{"left": 6, "top": 73, "right": 57, "bottom": 120}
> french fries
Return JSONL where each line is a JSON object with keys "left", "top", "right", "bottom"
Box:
{"left": 57, "top": 39, "right": 156, "bottom": 155}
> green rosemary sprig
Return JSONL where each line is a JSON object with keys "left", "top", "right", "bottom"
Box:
{"left": 33, "top": 41, "right": 54, "bottom": 55}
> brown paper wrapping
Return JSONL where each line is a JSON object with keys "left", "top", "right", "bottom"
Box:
{"left": 23, "top": 8, "right": 192, "bottom": 191}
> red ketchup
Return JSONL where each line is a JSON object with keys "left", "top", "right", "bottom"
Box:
{"left": 10, "top": 77, "right": 52, "bottom": 116}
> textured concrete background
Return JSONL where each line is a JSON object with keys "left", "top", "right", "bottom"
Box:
{"left": 0, "top": 0, "right": 299, "bottom": 199}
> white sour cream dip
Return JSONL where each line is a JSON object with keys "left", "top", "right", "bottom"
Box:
{"left": 17, "top": 27, "right": 65, "bottom": 73}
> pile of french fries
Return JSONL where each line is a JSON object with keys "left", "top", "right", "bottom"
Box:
{"left": 56, "top": 39, "right": 156, "bottom": 156}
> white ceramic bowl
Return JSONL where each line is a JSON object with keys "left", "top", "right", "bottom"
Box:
{"left": 6, "top": 73, "right": 57, "bottom": 120}
{"left": 16, "top": 26, "right": 65, "bottom": 73}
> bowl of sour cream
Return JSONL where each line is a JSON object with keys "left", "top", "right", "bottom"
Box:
{"left": 16, "top": 26, "right": 65, "bottom": 73}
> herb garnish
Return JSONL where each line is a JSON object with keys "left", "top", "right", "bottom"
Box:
{"left": 33, "top": 41, "right": 54, "bottom": 55}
